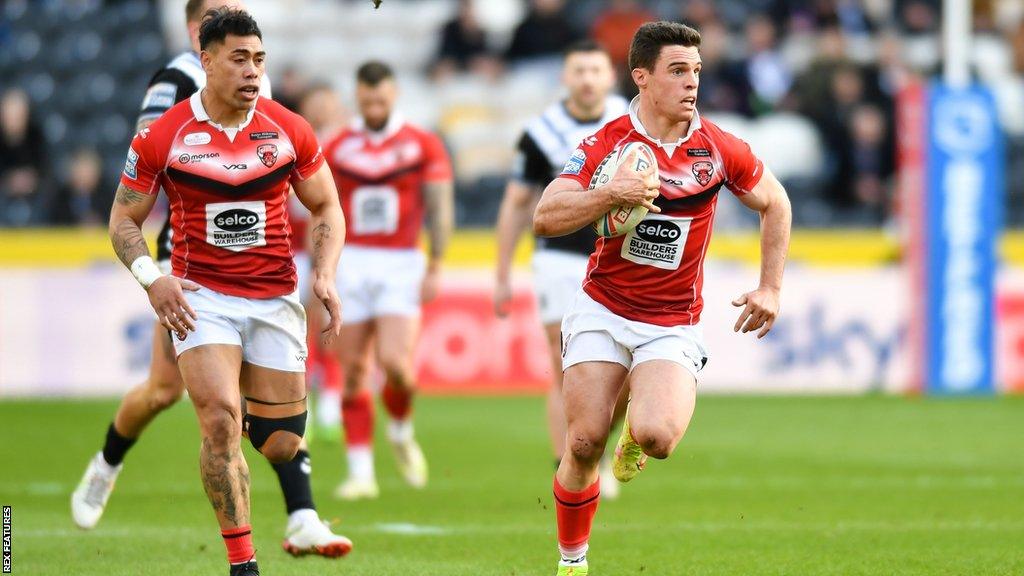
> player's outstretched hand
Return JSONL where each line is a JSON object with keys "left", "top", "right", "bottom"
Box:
{"left": 314, "top": 276, "right": 343, "bottom": 345}
{"left": 148, "top": 276, "right": 200, "bottom": 341}
{"left": 731, "top": 286, "right": 780, "bottom": 339}
{"left": 608, "top": 149, "right": 661, "bottom": 213}
{"left": 493, "top": 278, "right": 512, "bottom": 318}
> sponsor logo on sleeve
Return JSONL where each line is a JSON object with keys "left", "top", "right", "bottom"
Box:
{"left": 257, "top": 143, "right": 279, "bottom": 168}
{"left": 205, "top": 201, "right": 267, "bottom": 251}
{"left": 140, "top": 82, "right": 177, "bottom": 111}
{"left": 123, "top": 148, "right": 139, "bottom": 179}
{"left": 184, "top": 132, "right": 212, "bottom": 146}
{"left": 249, "top": 131, "right": 279, "bottom": 141}
{"left": 692, "top": 161, "right": 714, "bottom": 186}
{"left": 561, "top": 148, "right": 587, "bottom": 176}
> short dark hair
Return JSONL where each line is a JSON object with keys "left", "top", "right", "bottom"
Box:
{"left": 185, "top": 0, "right": 206, "bottom": 23}
{"left": 628, "top": 21, "right": 701, "bottom": 71}
{"left": 564, "top": 39, "right": 609, "bottom": 59}
{"left": 199, "top": 8, "right": 262, "bottom": 51}
{"left": 356, "top": 61, "right": 395, "bottom": 86}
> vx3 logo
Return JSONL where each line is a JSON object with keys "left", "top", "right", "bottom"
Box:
{"left": 223, "top": 163, "right": 248, "bottom": 170}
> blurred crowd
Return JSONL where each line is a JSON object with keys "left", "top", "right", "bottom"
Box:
{"left": 3, "top": 0, "right": 1024, "bottom": 229}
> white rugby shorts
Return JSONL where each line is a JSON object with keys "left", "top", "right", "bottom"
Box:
{"left": 293, "top": 250, "right": 312, "bottom": 302}
{"left": 560, "top": 289, "right": 708, "bottom": 377}
{"left": 173, "top": 285, "right": 308, "bottom": 372}
{"left": 532, "top": 248, "right": 589, "bottom": 326}
{"left": 336, "top": 245, "right": 426, "bottom": 324}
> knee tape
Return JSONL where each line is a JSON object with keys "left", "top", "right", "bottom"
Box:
{"left": 243, "top": 412, "right": 307, "bottom": 450}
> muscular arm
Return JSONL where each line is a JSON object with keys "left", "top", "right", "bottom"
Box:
{"left": 293, "top": 163, "right": 345, "bottom": 279}
{"left": 731, "top": 167, "right": 792, "bottom": 338}
{"left": 737, "top": 167, "right": 791, "bottom": 293}
{"left": 533, "top": 178, "right": 617, "bottom": 237}
{"left": 109, "top": 184, "right": 158, "bottom": 268}
{"left": 495, "top": 180, "right": 539, "bottom": 283}
{"left": 423, "top": 179, "right": 454, "bottom": 267}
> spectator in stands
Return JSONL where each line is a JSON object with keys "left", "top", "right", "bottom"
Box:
{"left": 431, "top": 0, "right": 502, "bottom": 81}
{"left": 274, "top": 64, "right": 307, "bottom": 113}
{"left": 298, "top": 82, "right": 348, "bottom": 140}
{"left": 678, "top": 0, "right": 719, "bottom": 30}
{"left": 898, "top": 0, "right": 939, "bottom": 35}
{"left": 591, "top": 0, "right": 654, "bottom": 70}
{"left": 50, "top": 147, "right": 107, "bottom": 227}
{"left": 847, "top": 104, "right": 894, "bottom": 221}
{"left": 1011, "top": 20, "right": 1024, "bottom": 74}
{"left": 0, "top": 88, "right": 47, "bottom": 227}
{"left": 743, "top": 13, "right": 792, "bottom": 115}
{"left": 787, "top": 25, "right": 852, "bottom": 120}
{"left": 505, "top": 0, "right": 581, "bottom": 65}
{"left": 694, "top": 19, "right": 753, "bottom": 116}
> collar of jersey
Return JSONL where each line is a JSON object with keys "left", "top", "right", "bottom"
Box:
{"left": 352, "top": 112, "right": 405, "bottom": 142}
{"left": 627, "top": 95, "right": 701, "bottom": 148}
{"left": 189, "top": 90, "right": 257, "bottom": 132}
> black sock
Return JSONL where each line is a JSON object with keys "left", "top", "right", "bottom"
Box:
{"left": 272, "top": 449, "right": 315, "bottom": 514}
{"left": 101, "top": 422, "right": 137, "bottom": 466}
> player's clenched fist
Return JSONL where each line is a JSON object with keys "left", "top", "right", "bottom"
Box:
{"left": 732, "top": 286, "right": 780, "bottom": 339}
{"left": 147, "top": 275, "right": 200, "bottom": 340}
{"left": 606, "top": 150, "right": 662, "bottom": 213}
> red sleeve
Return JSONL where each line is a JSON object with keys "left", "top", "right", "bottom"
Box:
{"left": 418, "top": 131, "right": 452, "bottom": 183}
{"left": 557, "top": 129, "right": 614, "bottom": 189}
{"left": 289, "top": 115, "right": 325, "bottom": 182}
{"left": 716, "top": 128, "right": 764, "bottom": 196}
{"left": 119, "top": 128, "right": 163, "bottom": 194}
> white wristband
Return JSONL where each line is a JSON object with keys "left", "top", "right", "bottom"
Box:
{"left": 130, "top": 256, "right": 164, "bottom": 289}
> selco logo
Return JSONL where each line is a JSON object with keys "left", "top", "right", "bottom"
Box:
{"left": 635, "top": 220, "right": 681, "bottom": 244}
{"left": 215, "top": 209, "right": 259, "bottom": 231}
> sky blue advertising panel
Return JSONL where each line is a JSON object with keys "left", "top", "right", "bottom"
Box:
{"left": 924, "top": 83, "right": 1002, "bottom": 395}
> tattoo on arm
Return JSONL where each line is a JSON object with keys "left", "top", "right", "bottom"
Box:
{"left": 112, "top": 218, "right": 151, "bottom": 266}
{"left": 115, "top": 185, "right": 147, "bottom": 206}
{"left": 311, "top": 222, "right": 331, "bottom": 267}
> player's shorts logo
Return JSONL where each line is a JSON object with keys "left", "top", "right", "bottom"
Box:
{"left": 257, "top": 144, "right": 278, "bottom": 168}
{"left": 692, "top": 161, "right": 714, "bottom": 186}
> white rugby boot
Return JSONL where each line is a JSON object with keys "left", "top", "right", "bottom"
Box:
{"left": 71, "top": 452, "right": 122, "bottom": 529}
{"left": 281, "top": 508, "right": 353, "bottom": 558}
{"left": 388, "top": 421, "right": 428, "bottom": 489}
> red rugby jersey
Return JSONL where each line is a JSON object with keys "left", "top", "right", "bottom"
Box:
{"left": 559, "top": 99, "right": 764, "bottom": 327}
{"left": 120, "top": 92, "right": 324, "bottom": 298}
{"left": 323, "top": 115, "right": 452, "bottom": 249}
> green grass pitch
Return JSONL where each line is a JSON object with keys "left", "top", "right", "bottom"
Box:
{"left": 1, "top": 395, "right": 1022, "bottom": 575}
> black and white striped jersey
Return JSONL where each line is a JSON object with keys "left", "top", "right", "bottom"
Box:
{"left": 511, "top": 95, "right": 629, "bottom": 256}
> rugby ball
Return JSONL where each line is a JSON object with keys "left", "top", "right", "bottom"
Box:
{"left": 590, "top": 141, "right": 659, "bottom": 237}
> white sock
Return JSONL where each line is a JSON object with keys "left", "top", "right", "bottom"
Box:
{"left": 387, "top": 419, "right": 414, "bottom": 444}
{"left": 317, "top": 390, "right": 341, "bottom": 427}
{"left": 288, "top": 507, "right": 319, "bottom": 526}
{"left": 346, "top": 446, "right": 375, "bottom": 481}
{"left": 559, "top": 542, "right": 588, "bottom": 564}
